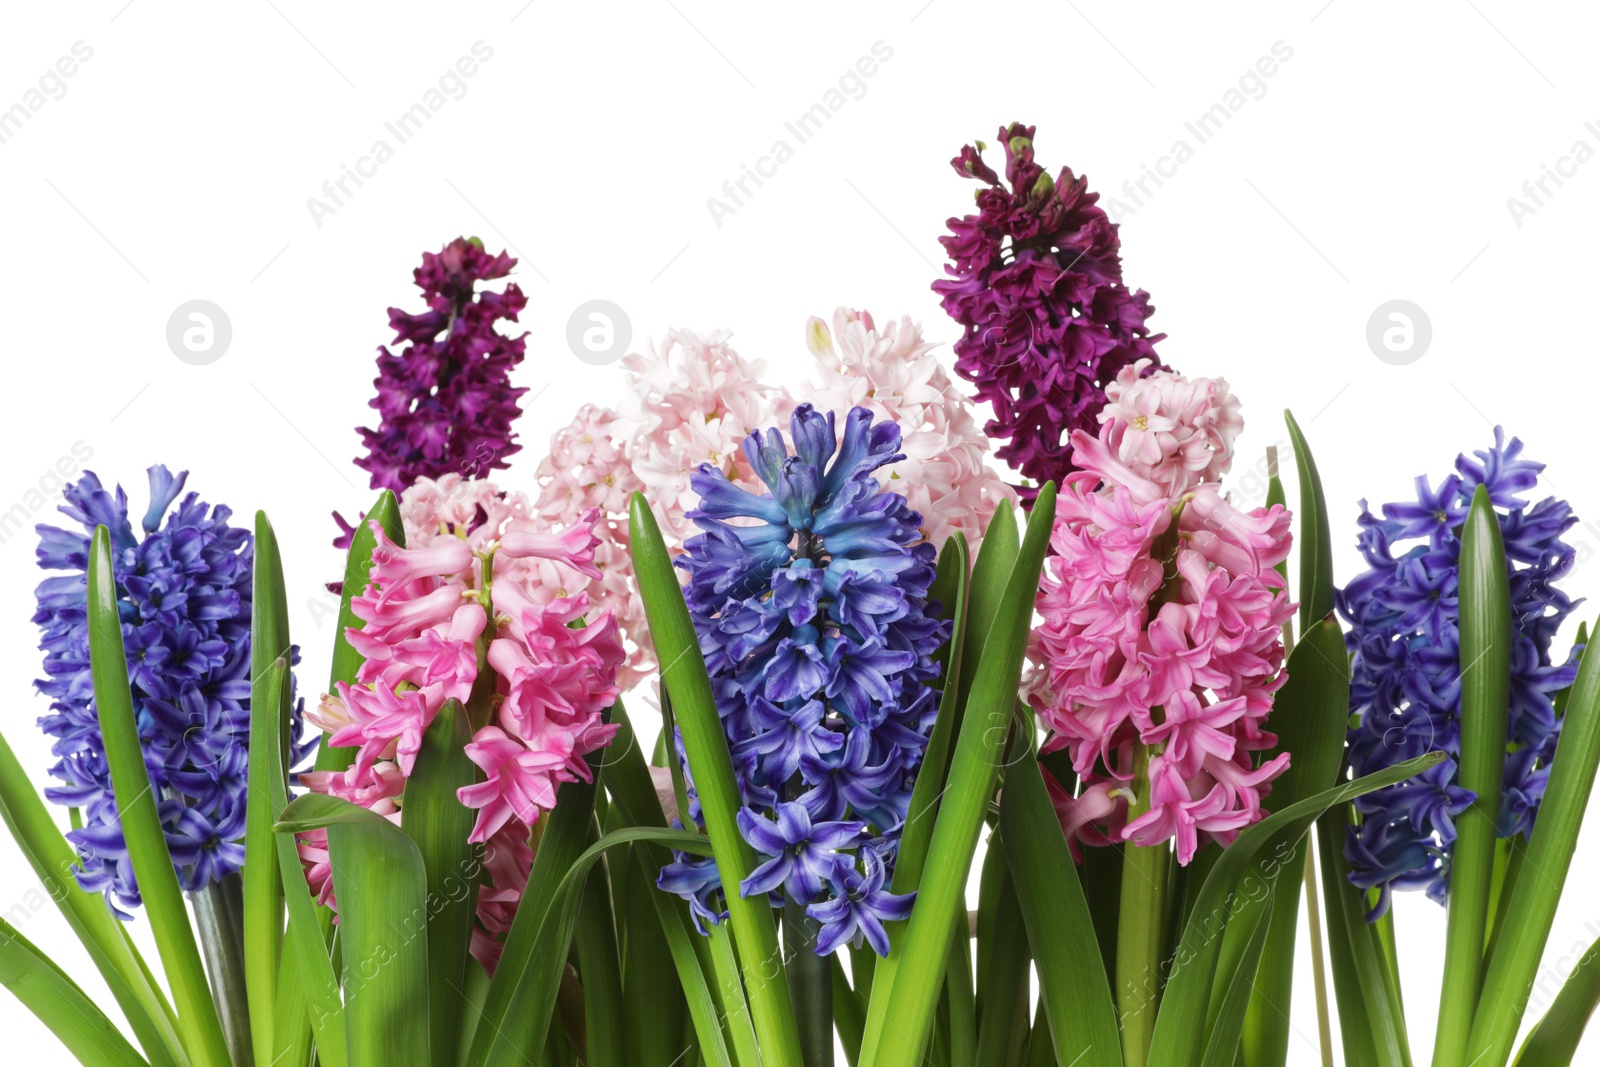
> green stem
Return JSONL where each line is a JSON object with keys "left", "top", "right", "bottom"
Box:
{"left": 1301, "top": 847, "right": 1334, "bottom": 1067}
{"left": 1116, "top": 746, "right": 1169, "bottom": 1067}
{"left": 786, "top": 891, "right": 835, "bottom": 1067}
{"left": 190, "top": 873, "right": 254, "bottom": 1067}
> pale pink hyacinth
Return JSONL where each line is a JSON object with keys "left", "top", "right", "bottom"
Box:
{"left": 611, "top": 327, "right": 780, "bottom": 541}
{"left": 302, "top": 486, "right": 622, "bottom": 972}
{"left": 530, "top": 404, "right": 649, "bottom": 687}
{"left": 529, "top": 331, "right": 781, "bottom": 689}
{"left": 776, "top": 308, "right": 1015, "bottom": 547}
{"left": 1027, "top": 371, "right": 1294, "bottom": 865}
{"left": 1095, "top": 358, "right": 1243, "bottom": 501}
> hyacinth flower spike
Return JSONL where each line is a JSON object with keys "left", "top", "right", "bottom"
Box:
{"left": 658, "top": 403, "right": 947, "bottom": 1061}
{"left": 1025, "top": 365, "right": 1293, "bottom": 1064}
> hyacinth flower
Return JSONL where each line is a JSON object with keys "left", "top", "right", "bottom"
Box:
{"left": 657, "top": 403, "right": 947, "bottom": 959}
{"left": 1024, "top": 363, "right": 1291, "bottom": 1060}
{"left": 337, "top": 236, "right": 529, "bottom": 547}
{"left": 779, "top": 306, "right": 1016, "bottom": 549}
{"left": 33, "top": 466, "right": 310, "bottom": 913}
{"left": 1338, "top": 429, "right": 1580, "bottom": 918}
{"left": 529, "top": 311, "right": 1008, "bottom": 689}
{"left": 933, "top": 122, "right": 1168, "bottom": 498}
{"left": 304, "top": 476, "right": 623, "bottom": 973}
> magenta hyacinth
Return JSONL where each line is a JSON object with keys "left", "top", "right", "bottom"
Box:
{"left": 933, "top": 124, "right": 1166, "bottom": 498}
{"left": 340, "top": 237, "right": 529, "bottom": 544}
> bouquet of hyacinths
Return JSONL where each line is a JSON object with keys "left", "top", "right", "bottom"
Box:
{"left": 4, "top": 149, "right": 1600, "bottom": 1067}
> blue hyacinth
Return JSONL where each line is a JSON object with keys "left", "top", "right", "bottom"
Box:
{"left": 32, "top": 466, "right": 310, "bottom": 916}
{"left": 657, "top": 405, "right": 949, "bottom": 956}
{"left": 1337, "top": 429, "right": 1581, "bottom": 918}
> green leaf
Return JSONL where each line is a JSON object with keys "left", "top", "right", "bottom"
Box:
{"left": 864, "top": 483, "right": 1058, "bottom": 1067}
{"left": 0, "top": 726, "right": 186, "bottom": 1067}
{"left": 0, "top": 915, "right": 148, "bottom": 1067}
{"left": 1284, "top": 410, "right": 1334, "bottom": 627}
{"left": 244, "top": 511, "right": 290, "bottom": 1067}
{"left": 463, "top": 725, "right": 607, "bottom": 1066}
{"left": 1197, "top": 893, "right": 1275, "bottom": 1067}
{"left": 860, "top": 532, "right": 975, "bottom": 1055}
{"left": 1239, "top": 618, "right": 1351, "bottom": 1067}
{"left": 276, "top": 793, "right": 431, "bottom": 1066}
{"left": 1315, "top": 819, "right": 1383, "bottom": 1067}
{"left": 974, "top": 841, "right": 1030, "bottom": 1067}
{"left": 1514, "top": 930, "right": 1600, "bottom": 1065}
{"left": 600, "top": 705, "right": 738, "bottom": 1067}
{"left": 318, "top": 490, "right": 404, "bottom": 774}
{"left": 575, "top": 862, "right": 626, "bottom": 1067}
{"left": 490, "top": 825, "right": 715, "bottom": 1067}
{"left": 261, "top": 659, "right": 347, "bottom": 1067}
{"left": 629, "top": 492, "right": 804, "bottom": 1067}
{"left": 1468, "top": 616, "right": 1600, "bottom": 1066}
{"left": 1145, "top": 751, "right": 1446, "bottom": 1067}
{"left": 88, "top": 525, "right": 234, "bottom": 1067}
{"left": 401, "top": 699, "right": 480, "bottom": 1066}
{"left": 1435, "top": 486, "right": 1513, "bottom": 1067}
{"left": 896, "top": 532, "right": 972, "bottom": 894}
{"left": 999, "top": 734, "right": 1124, "bottom": 1067}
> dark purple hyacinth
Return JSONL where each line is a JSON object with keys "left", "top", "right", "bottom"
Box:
{"left": 933, "top": 123, "right": 1166, "bottom": 498}
{"left": 339, "top": 237, "right": 529, "bottom": 544}
{"left": 33, "top": 467, "right": 311, "bottom": 915}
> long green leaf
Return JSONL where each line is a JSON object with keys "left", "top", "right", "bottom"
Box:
{"left": 1283, "top": 410, "right": 1333, "bottom": 626}
{"left": 1468, "top": 615, "right": 1600, "bottom": 1066}
{"left": 974, "top": 843, "right": 1029, "bottom": 1067}
{"left": 1197, "top": 893, "right": 1275, "bottom": 1067}
{"left": 1145, "top": 751, "right": 1445, "bottom": 1067}
{"left": 1315, "top": 819, "right": 1382, "bottom": 1067}
{"left": 999, "top": 735, "right": 1124, "bottom": 1067}
{"left": 602, "top": 705, "right": 738, "bottom": 1067}
{"left": 0, "top": 727, "right": 186, "bottom": 1067}
{"left": 465, "top": 726, "right": 607, "bottom": 1066}
{"left": 262, "top": 658, "right": 347, "bottom": 1067}
{"left": 243, "top": 511, "right": 290, "bottom": 1067}
{"left": 0, "top": 916, "right": 148, "bottom": 1067}
{"left": 1239, "top": 617, "right": 1350, "bottom": 1067}
{"left": 864, "top": 482, "right": 1057, "bottom": 1067}
{"left": 401, "top": 699, "right": 480, "bottom": 1065}
{"left": 318, "top": 490, "right": 404, "bottom": 774}
{"left": 1435, "top": 486, "right": 1512, "bottom": 1067}
{"left": 276, "top": 794, "right": 430, "bottom": 1066}
{"left": 487, "top": 825, "right": 715, "bottom": 1067}
{"left": 1514, "top": 930, "right": 1600, "bottom": 1065}
{"left": 861, "top": 532, "right": 976, "bottom": 1053}
{"left": 88, "top": 526, "right": 233, "bottom": 1067}
{"left": 629, "top": 492, "right": 804, "bottom": 1067}
{"left": 574, "top": 833, "right": 626, "bottom": 1067}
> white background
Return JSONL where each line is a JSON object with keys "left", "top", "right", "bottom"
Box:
{"left": 3, "top": 2, "right": 1599, "bottom": 1063}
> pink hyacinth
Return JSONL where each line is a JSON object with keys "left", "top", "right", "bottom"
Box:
{"left": 776, "top": 307, "right": 1016, "bottom": 548}
{"left": 1027, "top": 371, "right": 1294, "bottom": 865}
{"left": 303, "top": 481, "right": 622, "bottom": 973}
